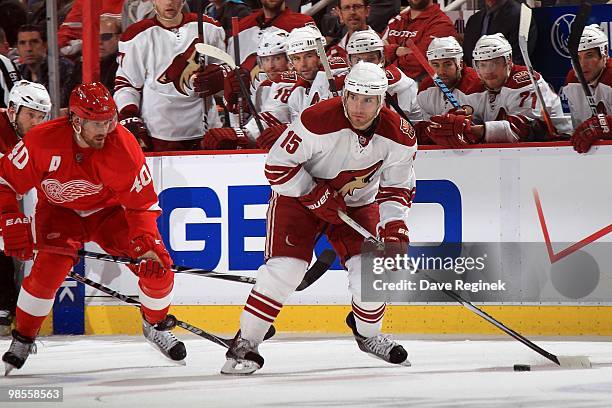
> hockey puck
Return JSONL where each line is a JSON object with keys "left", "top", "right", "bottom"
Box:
{"left": 513, "top": 364, "right": 531, "bottom": 371}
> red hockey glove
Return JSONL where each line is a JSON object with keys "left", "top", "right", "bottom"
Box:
{"left": 257, "top": 124, "right": 287, "bottom": 150}
{"left": 412, "top": 121, "right": 434, "bottom": 145}
{"left": 378, "top": 220, "right": 409, "bottom": 260}
{"left": 193, "top": 64, "right": 231, "bottom": 97}
{"left": 0, "top": 212, "right": 34, "bottom": 261}
{"left": 201, "top": 127, "right": 250, "bottom": 150}
{"left": 130, "top": 235, "right": 173, "bottom": 279}
{"left": 224, "top": 68, "right": 251, "bottom": 114}
{"left": 119, "top": 105, "right": 151, "bottom": 150}
{"left": 429, "top": 113, "right": 480, "bottom": 148}
{"left": 570, "top": 115, "right": 611, "bottom": 153}
{"left": 298, "top": 182, "right": 346, "bottom": 225}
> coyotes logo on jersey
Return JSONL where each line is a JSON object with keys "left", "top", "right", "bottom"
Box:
{"left": 327, "top": 160, "right": 383, "bottom": 197}
{"left": 41, "top": 179, "right": 104, "bottom": 205}
{"left": 157, "top": 39, "right": 199, "bottom": 96}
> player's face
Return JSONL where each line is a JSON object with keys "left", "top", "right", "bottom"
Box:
{"left": 261, "top": 0, "right": 285, "bottom": 12}
{"left": 152, "top": 0, "right": 183, "bottom": 20}
{"left": 76, "top": 116, "right": 117, "bottom": 149}
{"left": 99, "top": 20, "right": 120, "bottom": 59}
{"left": 338, "top": 0, "right": 369, "bottom": 32}
{"left": 344, "top": 91, "right": 380, "bottom": 129}
{"left": 475, "top": 57, "right": 508, "bottom": 90}
{"left": 17, "top": 31, "right": 46, "bottom": 66}
{"left": 14, "top": 106, "right": 47, "bottom": 136}
{"left": 430, "top": 58, "right": 460, "bottom": 88}
{"left": 578, "top": 49, "right": 606, "bottom": 83}
{"left": 349, "top": 51, "right": 382, "bottom": 66}
{"left": 289, "top": 50, "right": 320, "bottom": 81}
{"left": 260, "top": 54, "right": 289, "bottom": 81}
{"left": 408, "top": 0, "right": 431, "bottom": 11}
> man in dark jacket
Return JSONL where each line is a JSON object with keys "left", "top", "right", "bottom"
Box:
{"left": 463, "top": 0, "right": 537, "bottom": 67}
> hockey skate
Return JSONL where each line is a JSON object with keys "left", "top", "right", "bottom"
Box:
{"left": 346, "top": 312, "right": 411, "bottom": 366}
{"left": 142, "top": 314, "right": 187, "bottom": 362}
{"left": 0, "top": 310, "right": 12, "bottom": 336}
{"left": 221, "top": 331, "right": 264, "bottom": 375}
{"left": 3, "top": 330, "right": 37, "bottom": 375}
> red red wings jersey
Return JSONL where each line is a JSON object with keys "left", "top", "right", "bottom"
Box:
{"left": 417, "top": 67, "right": 481, "bottom": 119}
{"left": 466, "top": 65, "right": 572, "bottom": 142}
{"left": 265, "top": 98, "right": 416, "bottom": 229}
{"left": 562, "top": 59, "right": 612, "bottom": 128}
{"left": 0, "top": 118, "right": 161, "bottom": 239}
{"left": 227, "top": 9, "right": 315, "bottom": 73}
{"left": 0, "top": 110, "right": 19, "bottom": 155}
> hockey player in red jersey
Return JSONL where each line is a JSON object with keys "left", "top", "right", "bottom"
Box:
{"left": 563, "top": 25, "right": 612, "bottom": 153}
{"left": 428, "top": 33, "right": 571, "bottom": 147}
{"left": 222, "top": 62, "right": 415, "bottom": 375}
{"left": 0, "top": 80, "right": 51, "bottom": 336}
{"left": 414, "top": 37, "right": 480, "bottom": 144}
{"left": 1, "top": 83, "right": 186, "bottom": 375}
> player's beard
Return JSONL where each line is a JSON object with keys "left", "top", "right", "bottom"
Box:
{"left": 409, "top": 0, "right": 430, "bottom": 11}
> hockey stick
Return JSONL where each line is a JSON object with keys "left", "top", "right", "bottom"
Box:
{"left": 231, "top": 17, "right": 247, "bottom": 128}
{"left": 385, "top": 93, "right": 414, "bottom": 126}
{"left": 67, "top": 271, "right": 275, "bottom": 348}
{"left": 405, "top": 39, "right": 461, "bottom": 110}
{"left": 568, "top": 2, "right": 610, "bottom": 134}
{"left": 518, "top": 4, "right": 557, "bottom": 137}
{"left": 196, "top": 0, "right": 209, "bottom": 132}
{"left": 315, "top": 37, "right": 339, "bottom": 97}
{"left": 32, "top": 245, "right": 333, "bottom": 292}
{"left": 195, "top": 43, "right": 236, "bottom": 69}
{"left": 337, "top": 210, "right": 592, "bottom": 369}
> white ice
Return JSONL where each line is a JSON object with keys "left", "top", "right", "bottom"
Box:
{"left": 2, "top": 334, "right": 612, "bottom": 408}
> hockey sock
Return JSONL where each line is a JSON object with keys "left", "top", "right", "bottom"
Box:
{"left": 138, "top": 271, "right": 174, "bottom": 324}
{"left": 240, "top": 289, "right": 283, "bottom": 344}
{"left": 351, "top": 299, "right": 386, "bottom": 338}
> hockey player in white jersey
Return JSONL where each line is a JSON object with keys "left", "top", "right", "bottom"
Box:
{"left": 114, "top": 0, "right": 224, "bottom": 151}
{"left": 562, "top": 24, "right": 612, "bottom": 153}
{"left": 345, "top": 29, "right": 422, "bottom": 122}
{"left": 415, "top": 36, "right": 480, "bottom": 144}
{"left": 222, "top": 62, "right": 415, "bottom": 375}
{"left": 201, "top": 29, "right": 294, "bottom": 150}
{"left": 428, "top": 33, "right": 571, "bottom": 147}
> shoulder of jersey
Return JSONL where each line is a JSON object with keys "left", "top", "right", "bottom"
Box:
{"left": 183, "top": 12, "right": 222, "bottom": 27}
{"left": 299, "top": 98, "right": 350, "bottom": 134}
{"left": 291, "top": 76, "right": 311, "bottom": 91}
{"left": 385, "top": 65, "right": 404, "bottom": 86}
{"left": 120, "top": 17, "right": 157, "bottom": 42}
{"left": 328, "top": 56, "right": 349, "bottom": 70}
{"left": 103, "top": 126, "right": 144, "bottom": 168}
{"left": 505, "top": 64, "right": 540, "bottom": 89}
{"left": 23, "top": 118, "right": 72, "bottom": 150}
{"left": 236, "top": 10, "right": 260, "bottom": 31}
{"left": 278, "top": 71, "right": 300, "bottom": 84}
{"left": 458, "top": 67, "right": 483, "bottom": 93}
{"left": 594, "top": 59, "right": 612, "bottom": 87}
{"left": 375, "top": 107, "right": 417, "bottom": 148}
{"left": 417, "top": 75, "right": 435, "bottom": 93}
{"left": 276, "top": 11, "right": 315, "bottom": 30}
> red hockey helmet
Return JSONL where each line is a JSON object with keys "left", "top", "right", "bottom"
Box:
{"left": 69, "top": 82, "right": 117, "bottom": 121}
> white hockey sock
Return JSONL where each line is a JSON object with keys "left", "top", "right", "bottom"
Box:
{"left": 241, "top": 289, "right": 283, "bottom": 344}
{"left": 352, "top": 299, "right": 386, "bottom": 338}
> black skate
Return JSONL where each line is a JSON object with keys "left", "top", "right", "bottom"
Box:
{"left": 221, "top": 331, "right": 264, "bottom": 375}
{"left": 346, "top": 312, "right": 411, "bottom": 366}
{"left": 0, "top": 310, "right": 12, "bottom": 336}
{"left": 142, "top": 314, "right": 187, "bottom": 362}
{"left": 3, "top": 330, "right": 37, "bottom": 375}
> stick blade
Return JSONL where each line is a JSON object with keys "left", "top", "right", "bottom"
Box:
{"left": 519, "top": 3, "right": 532, "bottom": 40}
{"left": 556, "top": 355, "right": 592, "bottom": 369}
{"left": 568, "top": 2, "right": 592, "bottom": 54}
{"left": 296, "top": 249, "right": 336, "bottom": 291}
{"left": 195, "top": 43, "right": 236, "bottom": 69}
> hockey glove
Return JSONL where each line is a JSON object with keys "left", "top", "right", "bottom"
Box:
{"left": 224, "top": 68, "right": 251, "bottom": 114}
{"left": 130, "top": 235, "right": 173, "bottom": 279}
{"left": 0, "top": 212, "right": 34, "bottom": 261}
{"left": 119, "top": 106, "right": 151, "bottom": 150}
{"left": 299, "top": 182, "right": 346, "bottom": 225}
{"left": 571, "top": 115, "right": 611, "bottom": 153}
{"left": 429, "top": 112, "right": 480, "bottom": 148}
{"left": 193, "top": 63, "right": 232, "bottom": 97}
{"left": 201, "top": 127, "right": 250, "bottom": 150}
{"left": 378, "top": 220, "right": 409, "bottom": 260}
{"left": 257, "top": 124, "right": 287, "bottom": 150}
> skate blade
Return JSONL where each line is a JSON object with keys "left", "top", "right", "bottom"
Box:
{"left": 556, "top": 355, "right": 592, "bottom": 369}
{"left": 220, "top": 358, "right": 260, "bottom": 375}
{"left": 362, "top": 351, "right": 412, "bottom": 367}
{"left": 4, "top": 362, "right": 16, "bottom": 376}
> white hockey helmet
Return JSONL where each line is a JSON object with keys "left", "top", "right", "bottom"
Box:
{"left": 427, "top": 36, "right": 463, "bottom": 66}
{"left": 286, "top": 26, "right": 326, "bottom": 56}
{"left": 8, "top": 80, "right": 52, "bottom": 116}
{"left": 346, "top": 30, "right": 384, "bottom": 56}
{"left": 472, "top": 33, "right": 512, "bottom": 63}
{"left": 344, "top": 61, "right": 388, "bottom": 118}
{"left": 257, "top": 29, "right": 289, "bottom": 57}
{"left": 579, "top": 24, "right": 608, "bottom": 58}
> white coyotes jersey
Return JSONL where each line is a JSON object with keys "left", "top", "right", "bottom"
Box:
{"left": 561, "top": 60, "right": 612, "bottom": 128}
{"left": 114, "top": 14, "right": 224, "bottom": 141}
{"left": 417, "top": 67, "right": 481, "bottom": 120}
{"left": 265, "top": 98, "right": 417, "bottom": 228}
{"left": 468, "top": 65, "right": 572, "bottom": 142}
{"left": 385, "top": 65, "right": 423, "bottom": 121}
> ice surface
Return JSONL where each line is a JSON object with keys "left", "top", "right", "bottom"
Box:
{"left": 2, "top": 335, "right": 612, "bottom": 407}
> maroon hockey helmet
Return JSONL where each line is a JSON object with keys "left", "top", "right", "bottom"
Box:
{"left": 69, "top": 82, "right": 117, "bottom": 121}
